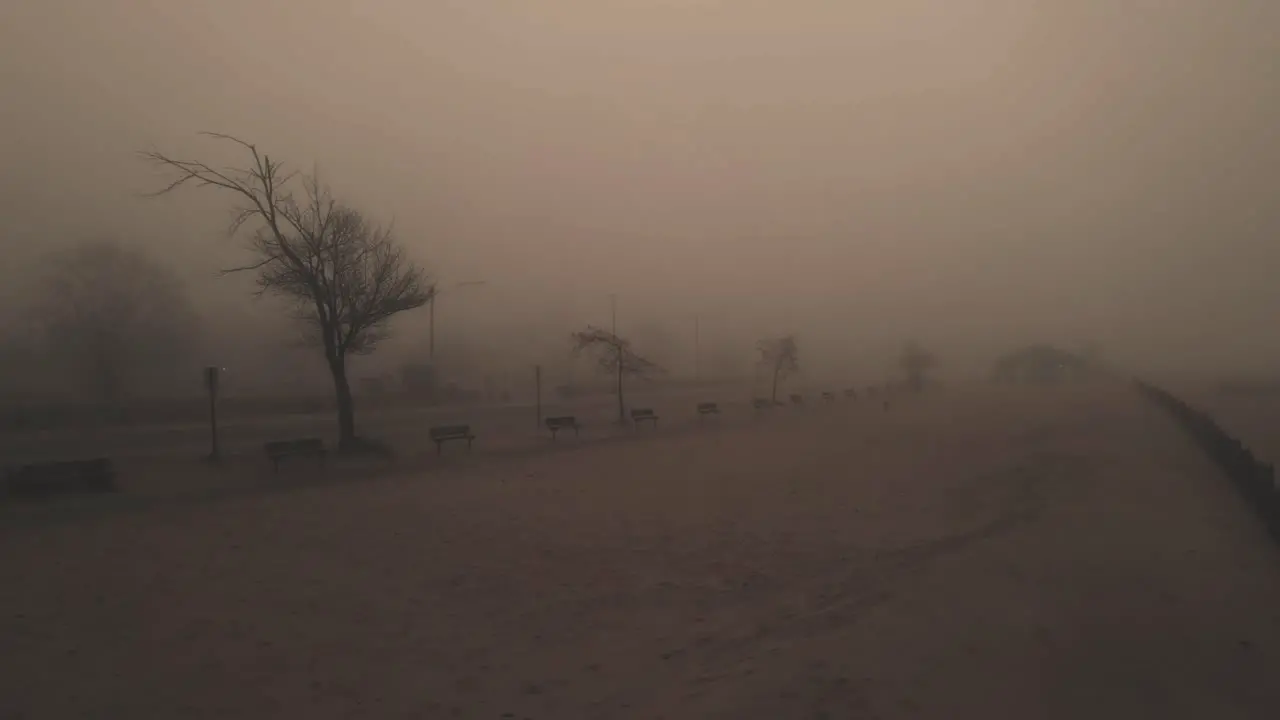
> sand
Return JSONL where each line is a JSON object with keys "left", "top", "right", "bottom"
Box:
{"left": 3, "top": 383, "right": 1279, "bottom": 719}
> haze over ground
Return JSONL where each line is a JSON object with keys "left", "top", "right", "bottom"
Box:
{"left": 2, "top": 1, "right": 1278, "bottom": 392}
{"left": 5, "top": 5, "right": 1280, "bottom": 716}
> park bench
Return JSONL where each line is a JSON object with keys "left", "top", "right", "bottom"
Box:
{"left": 264, "top": 438, "right": 327, "bottom": 472}
{"left": 545, "top": 415, "right": 581, "bottom": 439}
{"left": 821, "top": 391, "right": 835, "bottom": 401}
{"left": 790, "top": 393, "right": 804, "bottom": 405}
{"left": 630, "top": 408, "right": 659, "bottom": 428}
{"left": 752, "top": 398, "right": 772, "bottom": 410}
{"left": 430, "top": 424, "right": 476, "bottom": 453}
{"left": 696, "top": 402, "right": 720, "bottom": 416}
{"left": 844, "top": 388, "right": 857, "bottom": 399}
{"left": 4, "top": 458, "right": 116, "bottom": 500}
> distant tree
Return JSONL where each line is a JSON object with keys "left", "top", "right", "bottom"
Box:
{"left": 900, "top": 341, "right": 937, "bottom": 392}
{"left": 142, "top": 133, "right": 432, "bottom": 449}
{"left": 757, "top": 335, "right": 800, "bottom": 403}
{"left": 571, "top": 325, "right": 663, "bottom": 423}
{"left": 36, "top": 241, "right": 198, "bottom": 409}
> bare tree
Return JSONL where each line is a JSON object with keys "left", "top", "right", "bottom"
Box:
{"left": 142, "top": 133, "right": 432, "bottom": 448}
{"left": 571, "top": 325, "right": 663, "bottom": 423}
{"left": 757, "top": 335, "right": 799, "bottom": 403}
{"left": 36, "top": 241, "right": 198, "bottom": 410}
{"left": 900, "top": 340, "right": 937, "bottom": 392}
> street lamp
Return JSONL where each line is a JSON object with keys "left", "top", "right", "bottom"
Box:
{"left": 429, "top": 279, "right": 486, "bottom": 361}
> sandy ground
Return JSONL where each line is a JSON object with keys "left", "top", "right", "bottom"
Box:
{"left": 3, "top": 383, "right": 1279, "bottom": 719}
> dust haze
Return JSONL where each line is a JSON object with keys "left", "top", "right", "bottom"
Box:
{"left": 2, "top": 0, "right": 1278, "bottom": 402}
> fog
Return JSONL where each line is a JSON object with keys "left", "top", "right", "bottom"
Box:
{"left": 2, "top": 0, "right": 1278, "bottom": 401}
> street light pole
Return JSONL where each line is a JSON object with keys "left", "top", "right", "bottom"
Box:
{"left": 609, "top": 293, "right": 623, "bottom": 424}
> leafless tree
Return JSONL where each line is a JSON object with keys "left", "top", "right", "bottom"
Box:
{"left": 36, "top": 241, "right": 198, "bottom": 410}
{"left": 141, "top": 133, "right": 432, "bottom": 448}
{"left": 571, "top": 325, "right": 663, "bottom": 423}
{"left": 757, "top": 335, "right": 799, "bottom": 403}
{"left": 900, "top": 340, "right": 937, "bottom": 392}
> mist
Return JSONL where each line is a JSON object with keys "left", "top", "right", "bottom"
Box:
{"left": 2, "top": 0, "right": 1278, "bottom": 400}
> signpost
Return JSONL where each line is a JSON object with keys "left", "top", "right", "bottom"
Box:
{"left": 204, "top": 366, "right": 221, "bottom": 462}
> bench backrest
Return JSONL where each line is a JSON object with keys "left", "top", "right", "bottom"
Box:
{"left": 697, "top": 402, "right": 718, "bottom": 412}
{"left": 630, "top": 408, "right": 655, "bottom": 418}
{"left": 545, "top": 416, "right": 577, "bottom": 428}
{"left": 430, "top": 425, "right": 472, "bottom": 439}
{"left": 264, "top": 438, "right": 325, "bottom": 455}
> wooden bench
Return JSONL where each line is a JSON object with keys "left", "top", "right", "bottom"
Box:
{"left": 821, "top": 391, "right": 835, "bottom": 401}
{"left": 264, "top": 438, "right": 326, "bottom": 472}
{"left": 752, "top": 398, "right": 772, "bottom": 410}
{"left": 5, "top": 458, "right": 116, "bottom": 500}
{"left": 843, "top": 388, "right": 858, "bottom": 399}
{"left": 430, "top": 424, "right": 475, "bottom": 453}
{"left": 790, "top": 393, "right": 805, "bottom": 405}
{"left": 696, "top": 402, "right": 720, "bottom": 416}
{"left": 630, "top": 408, "right": 659, "bottom": 427}
{"left": 545, "top": 415, "right": 581, "bottom": 439}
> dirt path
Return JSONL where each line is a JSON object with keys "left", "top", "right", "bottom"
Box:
{"left": 2, "top": 385, "right": 1278, "bottom": 718}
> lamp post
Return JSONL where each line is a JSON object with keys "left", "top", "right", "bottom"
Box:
{"left": 203, "top": 366, "right": 223, "bottom": 463}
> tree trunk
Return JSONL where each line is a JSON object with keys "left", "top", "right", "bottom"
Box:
{"left": 329, "top": 356, "right": 357, "bottom": 448}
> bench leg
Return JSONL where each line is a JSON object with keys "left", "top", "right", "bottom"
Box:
{"left": 550, "top": 428, "right": 558, "bottom": 440}
{"left": 435, "top": 441, "right": 442, "bottom": 455}
{"left": 467, "top": 438, "right": 473, "bottom": 451}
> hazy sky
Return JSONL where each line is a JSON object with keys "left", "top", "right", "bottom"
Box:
{"left": 2, "top": 0, "right": 1278, "bottom": 379}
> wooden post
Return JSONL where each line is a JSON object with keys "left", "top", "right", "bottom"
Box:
{"left": 204, "top": 366, "right": 221, "bottom": 462}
